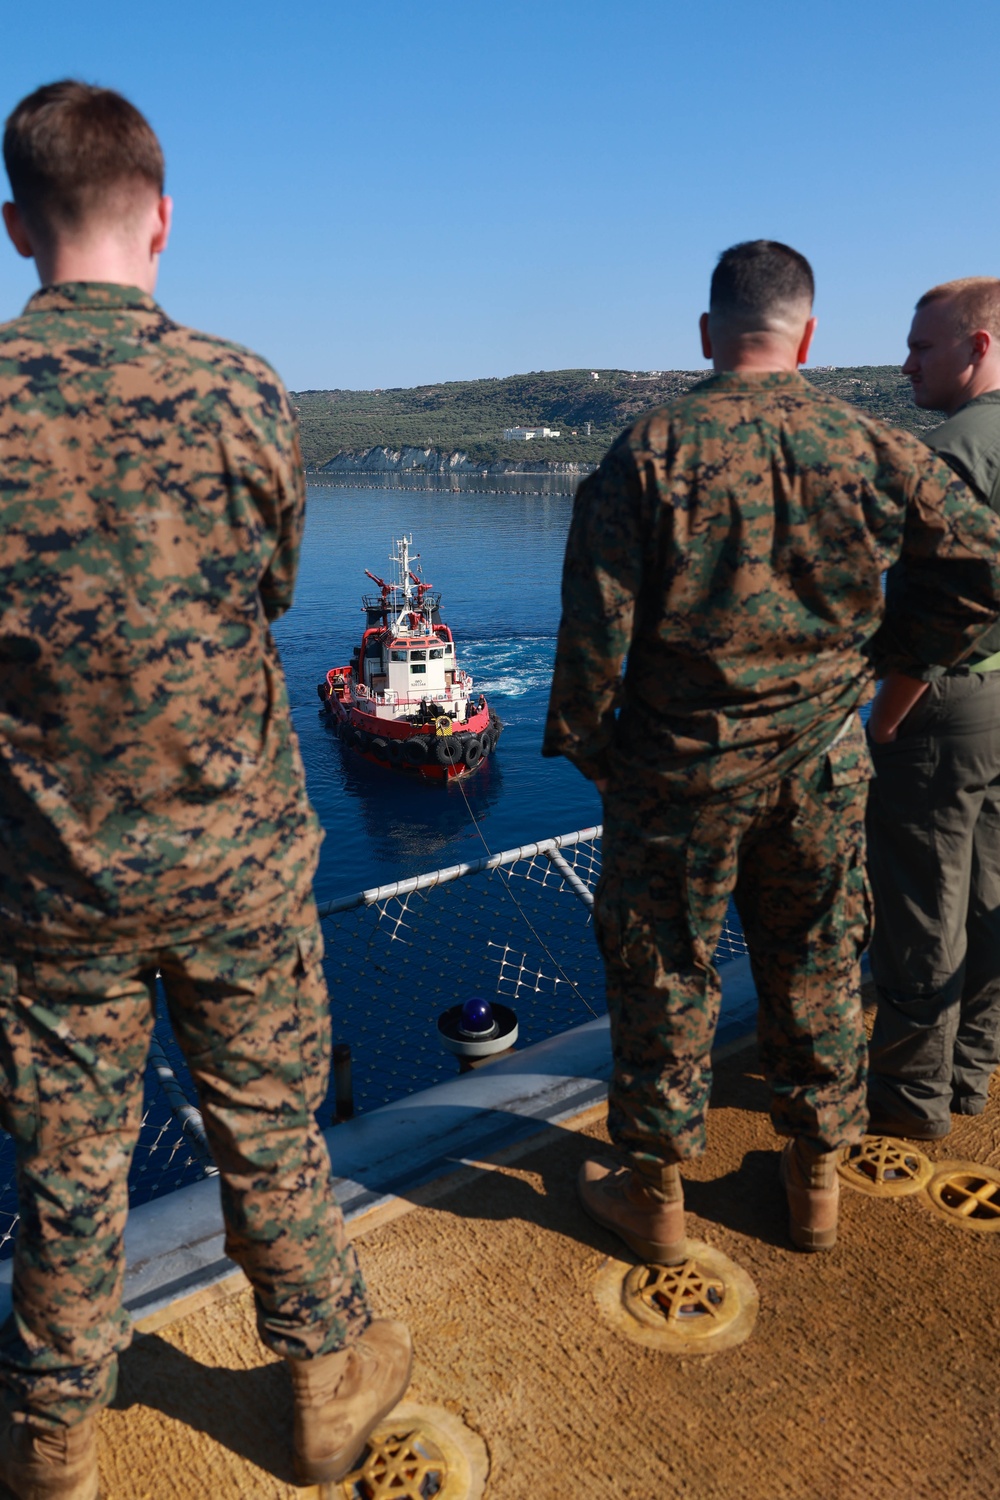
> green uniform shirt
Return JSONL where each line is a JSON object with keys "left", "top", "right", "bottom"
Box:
{"left": 927, "top": 389, "right": 1000, "bottom": 664}
{"left": 543, "top": 370, "right": 1000, "bottom": 798}
{"left": 0, "top": 283, "right": 322, "bottom": 953}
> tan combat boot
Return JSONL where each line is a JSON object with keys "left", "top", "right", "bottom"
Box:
{"left": 0, "top": 1414, "right": 99, "bottom": 1500}
{"left": 577, "top": 1156, "right": 688, "bottom": 1264}
{"left": 780, "top": 1138, "right": 841, "bottom": 1251}
{"left": 287, "top": 1318, "right": 413, "bottom": 1485}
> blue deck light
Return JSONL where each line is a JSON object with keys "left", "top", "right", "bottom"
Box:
{"left": 437, "top": 996, "right": 517, "bottom": 1061}
{"left": 459, "top": 996, "right": 496, "bottom": 1038}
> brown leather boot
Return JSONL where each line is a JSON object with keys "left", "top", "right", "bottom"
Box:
{"left": 578, "top": 1157, "right": 688, "bottom": 1264}
{"left": 780, "top": 1138, "right": 841, "bottom": 1251}
{"left": 287, "top": 1318, "right": 413, "bottom": 1484}
{"left": 0, "top": 1414, "right": 99, "bottom": 1500}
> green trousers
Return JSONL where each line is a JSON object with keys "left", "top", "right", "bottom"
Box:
{"left": 596, "top": 724, "right": 872, "bottom": 1167}
{"left": 0, "top": 904, "right": 370, "bottom": 1430}
{"left": 867, "top": 669, "right": 1000, "bottom": 1127}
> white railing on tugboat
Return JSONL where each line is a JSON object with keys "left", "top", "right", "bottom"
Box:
{"left": 354, "top": 689, "right": 481, "bottom": 711}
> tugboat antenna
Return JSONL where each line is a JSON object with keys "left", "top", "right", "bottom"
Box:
{"left": 387, "top": 535, "right": 429, "bottom": 635}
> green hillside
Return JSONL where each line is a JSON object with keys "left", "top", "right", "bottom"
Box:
{"left": 292, "top": 365, "right": 932, "bottom": 471}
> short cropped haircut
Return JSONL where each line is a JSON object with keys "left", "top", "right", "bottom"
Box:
{"left": 3, "top": 80, "right": 164, "bottom": 243}
{"left": 916, "top": 277, "right": 1000, "bottom": 341}
{"left": 710, "top": 240, "right": 815, "bottom": 326}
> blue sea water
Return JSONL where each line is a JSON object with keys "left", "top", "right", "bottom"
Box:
{"left": 263, "top": 482, "right": 617, "bottom": 1117}
{"left": 271, "top": 483, "right": 603, "bottom": 902}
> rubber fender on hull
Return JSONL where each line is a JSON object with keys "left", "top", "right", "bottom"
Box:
{"left": 317, "top": 680, "right": 331, "bottom": 701}
{"left": 386, "top": 738, "right": 404, "bottom": 764}
{"left": 370, "top": 737, "right": 389, "bottom": 758}
{"left": 463, "top": 735, "right": 484, "bottom": 769}
{"left": 403, "top": 736, "right": 431, "bottom": 766}
{"left": 435, "top": 735, "right": 463, "bottom": 766}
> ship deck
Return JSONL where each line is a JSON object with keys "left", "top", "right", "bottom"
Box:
{"left": 74, "top": 983, "right": 1000, "bottom": 1500}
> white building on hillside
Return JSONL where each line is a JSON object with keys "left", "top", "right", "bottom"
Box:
{"left": 503, "top": 426, "right": 561, "bottom": 440}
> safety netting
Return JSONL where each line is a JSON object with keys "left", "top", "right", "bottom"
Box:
{"left": 0, "top": 825, "right": 750, "bottom": 1257}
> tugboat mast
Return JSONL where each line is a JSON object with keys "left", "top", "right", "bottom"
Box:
{"left": 382, "top": 534, "right": 433, "bottom": 637}
{"left": 391, "top": 535, "right": 416, "bottom": 634}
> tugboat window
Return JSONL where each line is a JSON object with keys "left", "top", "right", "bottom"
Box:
{"left": 444, "top": 644, "right": 453, "bottom": 655}
{"left": 390, "top": 650, "right": 407, "bottom": 661}
{"left": 410, "top": 664, "right": 426, "bottom": 675}
{"left": 430, "top": 649, "right": 443, "bottom": 659}
{"left": 411, "top": 650, "right": 426, "bottom": 661}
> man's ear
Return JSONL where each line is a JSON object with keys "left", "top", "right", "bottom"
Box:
{"left": 796, "top": 315, "right": 818, "bottom": 367}
{"left": 970, "top": 328, "right": 991, "bottom": 364}
{"left": 2, "top": 202, "right": 35, "bottom": 259}
{"left": 150, "top": 195, "right": 172, "bottom": 258}
{"left": 699, "top": 311, "right": 712, "bottom": 359}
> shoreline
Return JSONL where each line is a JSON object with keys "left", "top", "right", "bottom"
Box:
{"left": 305, "top": 470, "right": 584, "bottom": 495}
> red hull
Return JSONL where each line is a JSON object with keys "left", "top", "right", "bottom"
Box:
{"left": 319, "top": 667, "right": 500, "bottom": 781}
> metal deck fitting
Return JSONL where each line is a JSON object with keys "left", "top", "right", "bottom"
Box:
{"left": 593, "top": 1242, "right": 759, "bottom": 1355}
{"left": 838, "top": 1137, "right": 934, "bottom": 1197}
{"left": 341, "top": 1403, "right": 489, "bottom": 1499}
{"left": 922, "top": 1161, "right": 1000, "bottom": 1232}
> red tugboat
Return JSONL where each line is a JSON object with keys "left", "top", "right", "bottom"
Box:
{"left": 317, "top": 536, "right": 502, "bottom": 780}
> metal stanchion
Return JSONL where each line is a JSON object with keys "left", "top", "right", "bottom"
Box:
{"left": 333, "top": 1043, "right": 354, "bottom": 1124}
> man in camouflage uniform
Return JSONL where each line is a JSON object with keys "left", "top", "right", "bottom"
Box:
{"left": 0, "top": 82, "right": 410, "bottom": 1498}
{"left": 543, "top": 241, "right": 1000, "bottom": 1263}
{"left": 866, "top": 278, "right": 1000, "bottom": 1137}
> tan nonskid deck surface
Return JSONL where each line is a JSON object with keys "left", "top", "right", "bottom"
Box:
{"left": 100, "top": 1040, "right": 1000, "bottom": 1500}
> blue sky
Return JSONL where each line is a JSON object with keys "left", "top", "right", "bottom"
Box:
{"left": 2, "top": 1, "right": 997, "bottom": 391}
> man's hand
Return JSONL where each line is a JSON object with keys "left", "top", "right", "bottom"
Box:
{"left": 868, "top": 671, "right": 931, "bottom": 744}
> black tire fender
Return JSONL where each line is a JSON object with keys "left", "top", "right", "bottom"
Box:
{"left": 403, "top": 736, "right": 431, "bottom": 766}
{"left": 435, "top": 735, "right": 463, "bottom": 766}
{"left": 463, "top": 735, "right": 484, "bottom": 769}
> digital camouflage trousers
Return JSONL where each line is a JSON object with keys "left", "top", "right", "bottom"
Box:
{"left": 596, "top": 725, "right": 872, "bottom": 1167}
{"left": 0, "top": 903, "right": 371, "bottom": 1429}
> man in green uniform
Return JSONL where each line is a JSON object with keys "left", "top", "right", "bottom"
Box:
{"left": 543, "top": 241, "right": 1000, "bottom": 1264}
{"left": 0, "top": 82, "right": 410, "bottom": 1498}
{"left": 866, "top": 278, "right": 1000, "bottom": 1137}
